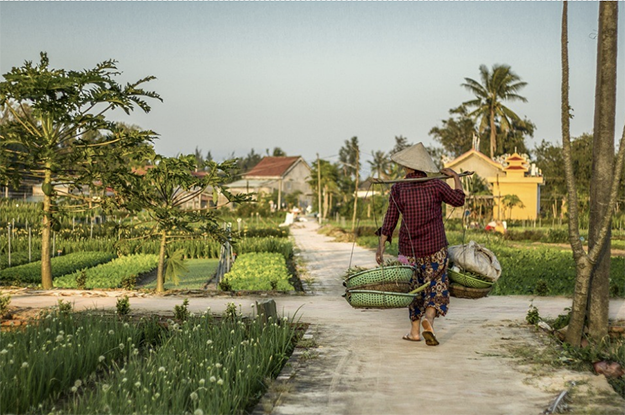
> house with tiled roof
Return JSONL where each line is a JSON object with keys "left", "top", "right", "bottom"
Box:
{"left": 226, "top": 156, "right": 313, "bottom": 210}
{"left": 443, "top": 149, "right": 544, "bottom": 220}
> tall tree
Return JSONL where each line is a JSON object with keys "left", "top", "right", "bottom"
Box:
{"left": 368, "top": 150, "right": 390, "bottom": 179}
{"left": 110, "top": 155, "right": 244, "bottom": 292}
{"left": 429, "top": 105, "right": 480, "bottom": 157}
{"left": 391, "top": 135, "right": 411, "bottom": 155}
{"left": 462, "top": 64, "right": 528, "bottom": 159}
{"left": 267, "top": 147, "right": 286, "bottom": 157}
{"left": 561, "top": 1, "right": 624, "bottom": 346}
{"left": 307, "top": 159, "right": 339, "bottom": 221}
{"left": 339, "top": 136, "right": 360, "bottom": 178}
{"left": 0, "top": 53, "right": 160, "bottom": 289}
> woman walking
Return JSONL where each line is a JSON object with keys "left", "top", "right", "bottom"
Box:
{"left": 376, "top": 143, "right": 465, "bottom": 346}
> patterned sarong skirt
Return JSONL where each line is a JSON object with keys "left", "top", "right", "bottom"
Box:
{"left": 399, "top": 246, "right": 450, "bottom": 321}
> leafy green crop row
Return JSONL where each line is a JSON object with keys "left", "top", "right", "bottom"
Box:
{"left": 221, "top": 252, "right": 293, "bottom": 291}
{"left": 492, "top": 245, "right": 625, "bottom": 296}
{"left": 0, "top": 252, "right": 116, "bottom": 284}
{"left": 54, "top": 254, "right": 159, "bottom": 289}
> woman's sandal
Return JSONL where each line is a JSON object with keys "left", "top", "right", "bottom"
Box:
{"left": 421, "top": 319, "right": 439, "bottom": 346}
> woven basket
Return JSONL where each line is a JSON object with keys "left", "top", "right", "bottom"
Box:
{"left": 344, "top": 289, "right": 417, "bottom": 309}
{"left": 449, "top": 283, "right": 491, "bottom": 299}
{"left": 347, "top": 281, "right": 412, "bottom": 293}
{"left": 344, "top": 265, "right": 413, "bottom": 289}
{"left": 448, "top": 269, "right": 493, "bottom": 289}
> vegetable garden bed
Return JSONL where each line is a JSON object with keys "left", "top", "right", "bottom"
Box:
{"left": 0, "top": 306, "right": 301, "bottom": 415}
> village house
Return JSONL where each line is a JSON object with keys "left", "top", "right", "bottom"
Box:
{"left": 225, "top": 156, "right": 313, "bottom": 210}
{"left": 443, "top": 149, "right": 544, "bottom": 221}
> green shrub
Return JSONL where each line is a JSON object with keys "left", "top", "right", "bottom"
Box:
{"left": 221, "top": 252, "right": 293, "bottom": 291}
{"left": 54, "top": 254, "right": 157, "bottom": 289}
{"left": 116, "top": 296, "right": 131, "bottom": 317}
{"left": 0, "top": 252, "right": 116, "bottom": 284}
{"left": 173, "top": 299, "right": 190, "bottom": 321}
{"left": 0, "top": 251, "right": 41, "bottom": 269}
{"left": 0, "top": 294, "right": 11, "bottom": 317}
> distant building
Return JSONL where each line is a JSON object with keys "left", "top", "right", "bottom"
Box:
{"left": 226, "top": 156, "right": 313, "bottom": 209}
{"left": 444, "top": 149, "right": 544, "bottom": 220}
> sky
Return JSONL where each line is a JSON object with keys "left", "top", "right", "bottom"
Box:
{"left": 1, "top": 1, "right": 624, "bottom": 176}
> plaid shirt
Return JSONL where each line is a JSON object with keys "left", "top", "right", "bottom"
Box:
{"left": 380, "top": 171, "right": 465, "bottom": 257}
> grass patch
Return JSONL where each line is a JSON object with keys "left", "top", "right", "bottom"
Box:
{"left": 140, "top": 259, "right": 219, "bottom": 290}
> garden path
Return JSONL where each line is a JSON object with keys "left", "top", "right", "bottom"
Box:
{"left": 5, "top": 220, "right": 625, "bottom": 414}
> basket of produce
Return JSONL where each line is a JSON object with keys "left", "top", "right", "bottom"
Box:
{"left": 448, "top": 268, "right": 494, "bottom": 289}
{"left": 344, "top": 265, "right": 413, "bottom": 289}
{"left": 449, "top": 283, "right": 492, "bottom": 299}
{"left": 344, "top": 283, "right": 428, "bottom": 309}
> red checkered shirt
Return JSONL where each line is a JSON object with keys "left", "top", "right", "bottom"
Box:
{"left": 380, "top": 171, "right": 465, "bottom": 257}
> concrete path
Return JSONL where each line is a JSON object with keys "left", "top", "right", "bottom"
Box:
{"left": 5, "top": 221, "right": 625, "bottom": 414}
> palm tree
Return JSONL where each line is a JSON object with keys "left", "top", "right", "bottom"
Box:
{"left": 462, "top": 64, "right": 528, "bottom": 159}
{"left": 368, "top": 150, "right": 390, "bottom": 179}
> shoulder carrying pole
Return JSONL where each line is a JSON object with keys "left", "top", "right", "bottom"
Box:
{"left": 371, "top": 171, "right": 475, "bottom": 184}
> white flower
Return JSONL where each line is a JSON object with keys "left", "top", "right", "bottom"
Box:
{"left": 55, "top": 335, "right": 63, "bottom": 342}
{"left": 155, "top": 392, "right": 160, "bottom": 399}
{"left": 215, "top": 363, "right": 222, "bottom": 369}
{"left": 119, "top": 343, "right": 125, "bottom": 350}
{"left": 98, "top": 356, "right": 105, "bottom": 362}
{"left": 206, "top": 340, "right": 213, "bottom": 345}
{"left": 190, "top": 392, "right": 198, "bottom": 401}
{"left": 21, "top": 362, "right": 29, "bottom": 369}
{"left": 45, "top": 328, "right": 51, "bottom": 333}
{"left": 122, "top": 378, "right": 127, "bottom": 383}
{"left": 194, "top": 409, "right": 204, "bottom": 415}
{"left": 124, "top": 323, "right": 129, "bottom": 328}
{"left": 120, "top": 368, "right": 127, "bottom": 374}
{"left": 134, "top": 381, "right": 141, "bottom": 388}
{"left": 133, "top": 349, "right": 139, "bottom": 356}
{"left": 199, "top": 378, "right": 205, "bottom": 385}
{"left": 209, "top": 376, "right": 216, "bottom": 383}
{"left": 230, "top": 330, "right": 235, "bottom": 334}
{"left": 74, "top": 379, "right": 82, "bottom": 388}
{"left": 217, "top": 379, "right": 224, "bottom": 385}
{"left": 0, "top": 349, "right": 7, "bottom": 355}
{"left": 71, "top": 386, "right": 78, "bottom": 393}
{"left": 108, "top": 330, "right": 114, "bottom": 335}
{"left": 102, "top": 384, "right": 111, "bottom": 392}
{"left": 158, "top": 366, "right": 166, "bottom": 372}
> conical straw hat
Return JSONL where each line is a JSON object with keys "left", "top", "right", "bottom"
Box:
{"left": 390, "top": 143, "right": 438, "bottom": 173}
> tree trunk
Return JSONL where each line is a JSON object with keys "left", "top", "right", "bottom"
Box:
{"left": 156, "top": 230, "right": 167, "bottom": 292}
{"left": 322, "top": 186, "right": 329, "bottom": 221}
{"left": 489, "top": 107, "right": 497, "bottom": 158}
{"left": 41, "top": 164, "right": 53, "bottom": 289}
{"left": 561, "top": 1, "right": 588, "bottom": 346}
{"left": 566, "top": 255, "right": 593, "bottom": 344}
{"left": 588, "top": 1, "right": 618, "bottom": 341}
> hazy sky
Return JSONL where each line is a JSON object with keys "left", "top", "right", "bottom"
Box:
{"left": 1, "top": 1, "right": 624, "bottom": 176}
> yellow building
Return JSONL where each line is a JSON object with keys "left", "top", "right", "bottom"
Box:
{"left": 444, "top": 150, "right": 544, "bottom": 220}
{"left": 487, "top": 153, "right": 544, "bottom": 220}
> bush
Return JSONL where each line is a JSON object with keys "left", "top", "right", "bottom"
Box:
{"left": 0, "top": 294, "right": 11, "bottom": 317}
{"left": 221, "top": 252, "right": 293, "bottom": 291}
{"left": 0, "top": 252, "right": 116, "bottom": 284}
{"left": 54, "top": 254, "right": 157, "bottom": 289}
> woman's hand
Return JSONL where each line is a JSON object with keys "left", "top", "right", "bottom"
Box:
{"left": 440, "top": 168, "right": 463, "bottom": 191}
{"left": 440, "top": 168, "right": 458, "bottom": 177}
{"left": 376, "top": 244, "right": 385, "bottom": 265}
